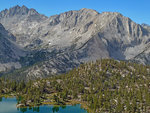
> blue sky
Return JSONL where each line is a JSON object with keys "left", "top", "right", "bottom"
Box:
{"left": 0, "top": 0, "right": 150, "bottom": 25}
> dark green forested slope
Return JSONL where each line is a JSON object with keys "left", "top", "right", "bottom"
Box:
{"left": 0, "top": 59, "right": 150, "bottom": 113}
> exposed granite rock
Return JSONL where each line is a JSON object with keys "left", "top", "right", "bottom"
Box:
{"left": 0, "top": 6, "right": 150, "bottom": 79}
{"left": 130, "top": 43, "right": 150, "bottom": 64}
{"left": 0, "top": 23, "right": 25, "bottom": 72}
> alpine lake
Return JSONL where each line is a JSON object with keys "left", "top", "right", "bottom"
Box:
{"left": 0, "top": 97, "right": 87, "bottom": 113}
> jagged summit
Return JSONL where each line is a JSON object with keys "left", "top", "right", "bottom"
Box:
{"left": 0, "top": 5, "right": 150, "bottom": 77}
{"left": 0, "top": 5, "right": 48, "bottom": 46}
{"left": 0, "top": 5, "right": 41, "bottom": 17}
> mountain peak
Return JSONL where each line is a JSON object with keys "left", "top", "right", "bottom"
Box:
{"left": 79, "top": 8, "right": 99, "bottom": 15}
{"left": 11, "top": 5, "right": 21, "bottom": 9}
{"left": 22, "top": 5, "right": 27, "bottom": 9}
{"left": 10, "top": 5, "right": 29, "bottom": 10}
{"left": 0, "top": 5, "right": 39, "bottom": 17}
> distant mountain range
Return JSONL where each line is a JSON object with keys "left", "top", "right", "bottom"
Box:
{"left": 0, "top": 5, "right": 150, "bottom": 79}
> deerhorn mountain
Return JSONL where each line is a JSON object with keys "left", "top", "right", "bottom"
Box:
{"left": 0, "top": 5, "right": 150, "bottom": 79}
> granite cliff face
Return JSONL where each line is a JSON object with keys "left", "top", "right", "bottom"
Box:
{"left": 130, "top": 43, "right": 150, "bottom": 65}
{"left": 0, "top": 23, "right": 25, "bottom": 72}
{"left": 0, "top": 5, "right": 150, "bottom": 79}
{"left": 0, "top": 5, "right": 47, "bottom": 47}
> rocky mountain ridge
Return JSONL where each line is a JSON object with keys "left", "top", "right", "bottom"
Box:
{"left": 0, "top": 5, "right": 47, "bottom": 47}
{"left": 0, "top": 5, "right": 150, "bottom": 79}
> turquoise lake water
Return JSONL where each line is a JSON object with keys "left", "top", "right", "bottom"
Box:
{"left": 0, "top": 97, "right": 87, "bottom": 113}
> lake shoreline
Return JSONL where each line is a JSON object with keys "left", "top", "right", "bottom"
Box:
{"left": 17, "top": 98, "right": 91, "bottom": 113}
{"left": 0, "top": 94, "right": 90, "bottom": 113}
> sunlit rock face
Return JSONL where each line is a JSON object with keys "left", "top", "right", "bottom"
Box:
{"left": 0, "top": 5, "right": 150, "bottom": 78}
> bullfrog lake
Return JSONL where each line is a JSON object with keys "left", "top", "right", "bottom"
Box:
{"left": 0, "top": 97, "right": 87, "bottom": 113}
